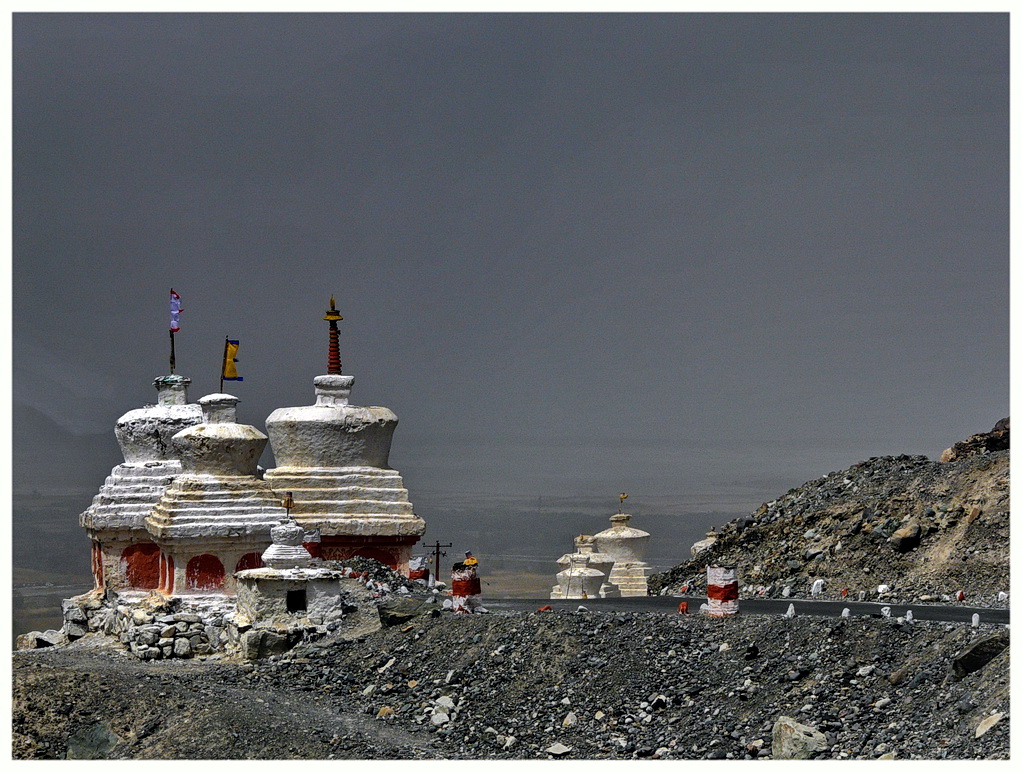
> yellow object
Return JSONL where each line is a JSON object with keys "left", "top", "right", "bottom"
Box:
{"left": 324, "top": 295, "right": 344, "bottom": 322}
{"left": 223, "top": 340, "right": 240, "bottom": 379}
{"left": 464, "top": 556, "right": 478, "bottom": 566}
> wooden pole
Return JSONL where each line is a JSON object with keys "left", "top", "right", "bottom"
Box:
{"left": 430, "top": 540, "right": 452, "bottom": 584}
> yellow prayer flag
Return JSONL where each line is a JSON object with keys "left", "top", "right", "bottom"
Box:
{"left": 222, "top": 339, "right": 243, "bottom": 381}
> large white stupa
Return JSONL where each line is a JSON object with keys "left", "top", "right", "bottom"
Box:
{"left": 593, "top": 512, "right": 653, "bottom": 597}
{"left": 80, "top": 374, "right": 202, "bottom": 592}
{"left": 264, "top": 297, "right": 425, "bottom": 573}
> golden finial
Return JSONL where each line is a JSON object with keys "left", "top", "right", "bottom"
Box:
{"left": 618, "top": 492, "right": 628, "bottom": 513}
{"left": 282, "top": 491, "right": 295, "bottom": 515}
{"left": 324, "top": 296, "right": 343, "bottom": 322}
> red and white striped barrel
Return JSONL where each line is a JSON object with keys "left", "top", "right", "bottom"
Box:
{"left": 450, "top": 565, "right": 482, "bottom": 612}
{"left": 408, "top": 556, "right": 429, "bottom": 583}
{"left": 706, "top": 566, "right": 739, "bottom": 616}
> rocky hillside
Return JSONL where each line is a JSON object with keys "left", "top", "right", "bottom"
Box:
{"left": 12, "top": 609, "right": 1009, "bottom": 760}
{"left": 650, "top": 422, "right": 1010, "bottom": 607}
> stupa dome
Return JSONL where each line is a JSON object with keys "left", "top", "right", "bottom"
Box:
{"left": 594, "top": 513, "right": 651, "bottom": 564}
{"left": 553, "top": 554, "right": 606, "bottom": 600}
{"left": 82, "top": 374, "right": 202, "bottom": 535}
{"left": 113, "top": 375, "right": 202, "bottom": 464}
{"left": 265, "top": 376, "right": 398, "bottom": 469}
{"left": 172, "top": 394, "right": 268, "bottom": 476}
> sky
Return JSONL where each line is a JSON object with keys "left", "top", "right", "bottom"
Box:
{"left": 11, "top": 13, "right": 1009, "bottom": 519}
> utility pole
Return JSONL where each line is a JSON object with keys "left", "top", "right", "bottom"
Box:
{"left": 428, "top": 540, "right": 452, "bottom": 585}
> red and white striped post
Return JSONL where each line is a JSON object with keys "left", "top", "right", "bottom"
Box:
{"left": 408, "top": 556, "right": 429, "bottom": 584}
{"left": 450, "top": 563, "right": 482, "bottom": 613}
{"left": 706, "top": 566, "right": 739, "bottom": 617}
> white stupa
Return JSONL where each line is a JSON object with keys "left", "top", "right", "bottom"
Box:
{"left": 80, "top": 374, "right": 202, "bottom": 592}
{"left": 146, "top": 393, "right": 286, "bottom": 595}
{"left": 593, "top": 512, "right": 653, "bottom": 597}
{"left": 263, "top": 297, "right": 425, "bottom": 574}
{"left": 551, "top": 534, "right": 621, "bottom": 598}
{"left": 552, "top": 554, "right": 606, "bottom": 600}
{"left": 235, "top": 518, "right": 352, "bottom": 629}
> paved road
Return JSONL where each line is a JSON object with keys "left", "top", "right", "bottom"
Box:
{"left": 483, "top": 595, "right": 1010, "bottom": 625}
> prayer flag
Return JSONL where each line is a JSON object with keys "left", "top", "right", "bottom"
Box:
{"left": 170, "top": 290, "right": 182, "bottom": 332}
{"left": 223, "top": 339, "right": 244, "bottom": 381}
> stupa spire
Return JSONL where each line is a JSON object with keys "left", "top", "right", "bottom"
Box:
{"left": 324, "top": 296, "right": 343, "bottom": 374}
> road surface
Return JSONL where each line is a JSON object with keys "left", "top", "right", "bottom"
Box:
{"left": 483, "top": 595, "right": 1010, "bottom": 625}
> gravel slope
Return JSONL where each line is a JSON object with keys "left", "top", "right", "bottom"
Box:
{"left": 12, "top": 609, "right": 1009, "bottom": 760}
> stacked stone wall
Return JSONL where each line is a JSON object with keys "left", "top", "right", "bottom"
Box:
{"left": 55, "top": 592, "right": 235, "bottom": 661}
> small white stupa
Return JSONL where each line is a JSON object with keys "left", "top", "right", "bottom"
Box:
{"left": 551, "top": 534, "right": 621, "bottom": 599}
{"left": 146, "top": 393, "right": 284, "bottom": 596}
{"left": 552, "top": 554, "right": 606, "bottom": 600}
{"left": 80, "top": 374, "right": 202, "bottom": 592}
{"left": 234, "top": 517, "right": 351, "bottom": 628}
{"left": 264, "top": 297, "right": 425, "bottom": 574}
{"left": 593, "top": 512, "right": 653, "bottom": 597}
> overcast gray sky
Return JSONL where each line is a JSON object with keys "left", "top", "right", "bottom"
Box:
{"left": 12, "top": 13, "right": 1008, "bottom": 514}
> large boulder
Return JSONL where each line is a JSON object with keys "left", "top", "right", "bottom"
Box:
{"left": 772, "top": 716, "right": 829, "bottom": 759}
{"left": 889, "top": 522, "right": 922, "bottom": 552}
{"left": 690, "top": 536, "right": 716, "bottom": 558}
{"left": 65, "top": 723, "right": 120, "bottom": 759}
{"left": 377, "top": 597, "right": 428, "bottom": 627}
{"left": 952, "top": 631, "right": 1010, "bottom": 679}
{"left": 16, "top": 629, "right": 68, "bottom": 649}
{"left": 940, "top": 418, "right": 1009, "bottom": 462}
{"left": 241, "top": 629, "right": 293, "bottom": 660}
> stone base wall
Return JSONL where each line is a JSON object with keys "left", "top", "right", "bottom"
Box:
{"left": 50, "top": 586, "right": 363, "bottom": 661}
{"left": 58, "top": 591, "right": 236, "bottom": 661}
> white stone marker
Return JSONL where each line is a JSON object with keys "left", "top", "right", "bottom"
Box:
{"left": 450, "top": 563, "right": 483, "bottom": 613}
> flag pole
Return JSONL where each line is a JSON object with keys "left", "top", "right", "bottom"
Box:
{"left": 169, "top": 288, "right": 177, "bottom": 375}
{"left": 220, "top": 335, "right": 229, "bottom": 393}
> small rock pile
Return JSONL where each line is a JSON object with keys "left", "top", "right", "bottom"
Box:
{"left": 324, "top": 557, "right": 430, "bottom": 598}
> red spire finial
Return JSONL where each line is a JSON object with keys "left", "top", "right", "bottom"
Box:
{"left": 324, "top": 296, "right": 343, "bottom": 374}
